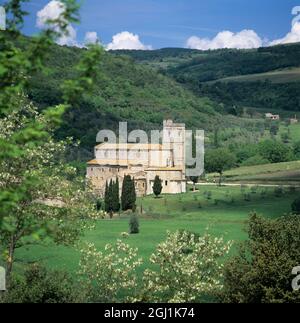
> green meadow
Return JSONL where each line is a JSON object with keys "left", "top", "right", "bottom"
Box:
{"left": 208, "top": 67, "right": 300, "bottom": 84}
{"left": 14, "top": 185, "right": 299, "bottom": 276}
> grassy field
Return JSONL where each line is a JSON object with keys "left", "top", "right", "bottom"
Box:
{"left": 207, "top": 160, "right": 300, "bottom": 184}
{"left": 289, "top": 123, "right": 300, "bottom": 143}
{"left": 14, "top": 185, "right": 298, "bottom": 277}
{"left": 207, "top": 67, "right": 300, "bottom": 84}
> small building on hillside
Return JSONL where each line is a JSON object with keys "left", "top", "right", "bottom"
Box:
{"left": 265, "top": 113, "right": 280, "bottom": 121}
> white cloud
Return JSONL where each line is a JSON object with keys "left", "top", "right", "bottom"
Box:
{"left": 270, "top": 22, "right": 300, "bottom": 46}
{"left": 37, "top": 0, "right": 79, "bottom": 46}
{"left": 186, "top": 29, "right": 263, "bottom": 50}
{"left": 84, "top": 31, "right": 99, "bottom": 45}
{"left": 36, "top": 0, "right": 65, "bottom": 28}
{"left": 57, "top": 25, "right": 78, "bottom": 46}
{"left": 106, "top": 31, "right": 152, "bottom": 50}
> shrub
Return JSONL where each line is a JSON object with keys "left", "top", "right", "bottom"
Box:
{"left": 79, "top": 241, "right": 142, "bottom": 303}
{"left": 152, "top": 176, "right": 163, "bottom": 198}
{"left": 258, "top": 140, "right": 292, "bottom": 164}
{"left": 222, "top": 214, "right": 300, "bottom": 303}
{"left": 96, "top": 199, "right": 102, "bottom": 211}
{"left": 241, "top": 155, "right": 269, "bottom": 167}
{"left": 129, "top": 214, "right": 140, "bottom": 234}
{"left": 251, "top": 186, "right": 258, "bottom": 194}
{"left": 291, "top": 197, "right": 300, "bottom": 215}
{"left": 142, "top": 231, "right": 232, "bottom": 303}
{"left": 205, "top": 191, "right": 212, "bottom": 200}
{"left": 261, "top": 189, "right": 267, "bottom": 199}
{"left": 244, "top": 193, "right": 251, "bottom": 202}
{"left": 1, "top": 265, "right": 80, "bottom": 303}
{"left": 274, "top": 186, "right": 284, "bottom": 197}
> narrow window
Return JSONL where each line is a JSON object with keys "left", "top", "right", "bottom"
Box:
{"left": 165, "top": 181, "right": 168, "bottom": 186}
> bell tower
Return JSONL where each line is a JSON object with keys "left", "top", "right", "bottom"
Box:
{"left": 162, "top": 120, "right": 185, "bottom": 173}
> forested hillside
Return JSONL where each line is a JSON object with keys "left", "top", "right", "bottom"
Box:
{"left": 115, "top": 43, "right": 300, "bottom": 113}
{"left": 20, "top": 38, "right": 300, "bottom": 160}
{"left": 25, "top": 41, "right": 220, "bottom": 154}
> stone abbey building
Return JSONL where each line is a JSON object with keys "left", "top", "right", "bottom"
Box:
{"left": 86, "top": 120, "right": 186, "bottom": 197}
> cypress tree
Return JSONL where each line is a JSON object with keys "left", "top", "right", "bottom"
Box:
{"left": 121, "top": 175, "right": 136, "bottom": 211}
{"left": 153, "top": 175, "right": 163, "bottom": 198}
{"left": 129, "top": 213, "right": 139, "bottom": 234}
{"left": 108, "top": 179, "right": 114, "bottom": 218}
{"left": 131, "top": 177, "right": 137, "bottom": 211}
{"left": 104, "top": 181, "right": 109, "bottom": 213}
{"left": 121, "top": 175, "right": 130, "bottom": 211}
{"left": 113, "top": 178, "right": 120, "bottom": 212}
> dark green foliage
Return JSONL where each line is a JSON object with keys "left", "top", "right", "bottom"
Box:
{"left": 244, "top": 193, "right": 251, "bottom": 202}
{"left": 241, "top": 155, "right": 269, "bottom": 167}
{"left": 274, "top": 186, "right": 284, "bottom": 197}
{"left": 121, "top": 175, "right": 136, "bottom": 211}
{"left": 104, "top": 179, "right": 120, "bottom": 214}
{"left": 189, "top": 176, "right": 199, "bottom": 191}
{"left": 113, "top": 178, "right": 120, "bottom": 213}
{"left": 293, "top": 141, "right": 300, "bottom": 159}
{"left": 270, "top": 123, "right": 279, "bottom": 136}
{"left": 96, "top": 199, "right": 102, "bottom": 211}
{"left": 117, "top": 44, "right": 300, "bottom": 81}
{"left": 258, "top": 139, "right": 292, "bottom": 163}
{"left": 1, "top": 265, "right": 80, "bottom": 303}
{"left": 291, "top": 197, "right": 300, "bottom": 214}
{"left": 116, "top": 44, "right": 300, "bottom": 113}
{"left": 222, "top": 214, "right": 300, "bottom": 303}
{"left": 153, "top": 176, "right": 163, "bottom": 197}
{"left": 23, "top": 42, "right": 220, "bottom": 156}
{"left": 104, "top": 181, "right": 109, "bottom": 213}
{"left": 199, "top": 81, "right": 300, "bottom": 113}
{"left": 205, "top": 148, "right": 236, "bottom": 185}
{"left": 129, "top": 214, "right": 139, "bottom": 234}
{"left": 0, "top": 0, "right": 101, "bottom": 280}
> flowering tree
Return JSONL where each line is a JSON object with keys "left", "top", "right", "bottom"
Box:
{"left": 142, "top": 231, "right": 232, "bottom": 303}
{"left": 0, "top": 0, "right": 103, "bottom": 282}
{"left": 0, "top": 101, "right": 102, "bottom": 279}
{"left": 79, "top": 240, "right": 143, "bottom": 303}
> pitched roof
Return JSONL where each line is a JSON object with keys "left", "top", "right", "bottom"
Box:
{"left": 146, "top": 167, "right": 183, "bottom": 171}
{"left": 87, "top": 159, "right": 143, "bottom": 166}
{"left": 95, "top": 143, "right": 165, "bottom": 150}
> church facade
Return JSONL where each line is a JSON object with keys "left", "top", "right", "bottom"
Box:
{"left": 86, "top": 120, "right": 187, "bottom": 197}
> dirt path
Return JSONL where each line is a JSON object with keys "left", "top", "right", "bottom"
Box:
{"left": 189, "top": 182, "right": 300, "bottom": 188}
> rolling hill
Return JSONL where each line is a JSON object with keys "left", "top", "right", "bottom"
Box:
{"left": 25, "top": 41, "right": 222, "bottom": 155}
{"left": 206, "top": 67, "right": 300, "bottom": 84}
{"left": 207, "top": 160, "right": 300, "bottom": 184}
{"left": 114, "top": 43, "right": 300, "bottom": 114}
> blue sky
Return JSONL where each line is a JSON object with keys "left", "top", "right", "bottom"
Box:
{"left": 6, "top": 0, "right": 300, "bottom": 49}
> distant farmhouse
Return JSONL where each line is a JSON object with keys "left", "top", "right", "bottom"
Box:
{"left": 86, "top": 120, "right": 187, "bottom": 197}
{"left": 265, "top": 113, "right": 280, "bottom": 121}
